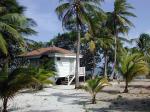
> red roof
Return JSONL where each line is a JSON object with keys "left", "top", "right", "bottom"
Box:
{"left": 20, "top": 46, "right": 75, "bottom": 57}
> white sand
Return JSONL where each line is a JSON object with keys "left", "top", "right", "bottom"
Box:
{"left": 0, "top": 80, "right": 150, "bottom": 112}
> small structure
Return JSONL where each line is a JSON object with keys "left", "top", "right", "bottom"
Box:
{"left": 20, "top": 46, "right": 85, "bottom": 85}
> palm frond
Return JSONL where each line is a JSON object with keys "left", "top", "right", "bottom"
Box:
{"left": 84, "top": 77, "right": 110, "bottom": 94}
{"left": 0, "top": 22, "right": 20, "bottom": 39}
{"left": 0, "top": 33, "right": 7, "bottom": 54}
{"left": 119, "top": 50, "right": 149, "bottom": 83}
{"left": 0, "top": 13, "right": 26, "bottom": 25}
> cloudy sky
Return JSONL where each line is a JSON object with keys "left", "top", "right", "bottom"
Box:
{"left": 17, "top": 0, "right": 150, "bottom": 42}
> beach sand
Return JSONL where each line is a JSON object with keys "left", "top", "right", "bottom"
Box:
{"left": 0, "top": 79, "right": 150, "bottom": 112}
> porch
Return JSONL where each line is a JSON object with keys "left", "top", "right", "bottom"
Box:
{"left": 56, "top": 67, "right": 86, "bottom": 85}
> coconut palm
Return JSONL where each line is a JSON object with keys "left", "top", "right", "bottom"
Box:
{"left": 0, "top": 67, "right": 37, "bottom": 112}
{"left": 56, "top": 0, "right": 104, "bottom": 88}
{"left": 83, "top": 31, "right": 113, "bottom": 78}
{"left": 0, "top": 11, "right": 21, "bottom": 54}
{"left": 0, "top": 2, "right": 37, "bottom": 77}
{"left": 82, "top": 32, "right": 96, "bottom": 76}
{"left": 0, "top": 11, "right": 36, "bottom": 82}
{"left": 132, "top": 33, "right": 150, "bottom": 78}
{"left": 106, "top": 0, "right": 136, "bottom": 79}
{"left": 0, "top": 7, "right": 36, "bottom": 55}
{"left": 0, "top": 0, "right": 37, "bottom": 55}
{"left": 81, "top": 9, "right": 106, "bottom": 77}
{"left": 0, "top": 0, "right": 25, "bottom": 14}
{"left": 118, "top": 50, "right": 149, "bottom": 93}
{"left": 84, "top": 77, "right": 110, "bottom": 104}
{"left": 136, "top": 33, "right": 150, "bottom": 56}
{"left": 98, "top": 37, "right": 113, "bottom": 78}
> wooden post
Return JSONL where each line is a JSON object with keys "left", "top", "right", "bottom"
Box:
{"left": 68, "top": 76, "right": 69, "bottom": 85}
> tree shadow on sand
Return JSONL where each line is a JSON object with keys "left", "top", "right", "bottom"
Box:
{"left": 38, "top": 92, "right": 91, "bottom": 105}
{"left": 8, "top": 107, "right": 25, "bottom": 112}
{"left": 101, "top": 90, "right": 121, "bottom": 94}
{"left": 88, "top": 97, "right": 150, "bottom": 112}
{"left": 27, "top": 110, "right": 61, "bottom": 112}
{"left": 119, "top": 84, "right": 150, "bottom": 90}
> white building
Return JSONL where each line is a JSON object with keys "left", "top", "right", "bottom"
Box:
{"left": 21, "top": 46, "right": 85, "bottom": 85}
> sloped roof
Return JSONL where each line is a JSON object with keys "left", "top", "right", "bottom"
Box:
{"left": 20, "top": 46, "right": 75, "bottom": 57}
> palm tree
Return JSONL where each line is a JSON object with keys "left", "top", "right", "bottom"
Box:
{"left": 82, "top": 32, "right": 97, "bottom": 77}
{"left": 98, "top": 37, "right": 113, "bottom": 78}
{"left": 0, "top": 8, "right": 25, "bottom": 73}
{"left": 136, "top": 33, "right": 150, "bottom": 55}
{"left": 0, "top": 0, "right": 37, "bottom": 54}
{"left": 0, "top": 12, "right": 21, "bottom": 54}
{"left": 0, "top": 67, "right": 37, "bottom": 112}
{"left": 0, "top": 0, "right": 25, "bottom": 14}
{"left": 106, "top": 0, "right": 136, "bottom": 79}
{"left": 80, "top": 8, "right": 106, "bottom": 77}
{"left": 0, "top": 6, "right": 36, "bottom": 55}
{"left": 84, "top": 77, "right": 110, "bottom": 104}
{"left": 83, "top": 31, "right": 113, "bottom": 78}
{"left": 0, "top": 1, "right": 37, "bottom": 78}
{"left": 134, "top": 33, "right": 150, "bottom": 78}
{"left": 56, "top": 0, "right": 104, "bottom": 88}
{"left": 118, "top": 50, "right": 149, "bottom": 93}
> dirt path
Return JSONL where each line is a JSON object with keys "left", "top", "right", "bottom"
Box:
{"left": 0, "top": 80, "right": 150, "bottom": 112}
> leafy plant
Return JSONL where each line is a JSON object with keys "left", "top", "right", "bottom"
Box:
{"left": 118, "top": 50, "right": 149, "bottom": 93}
{"left": 29, "top": 67, "right": 55, "bottom": 90}
{"left": 136, "top": 33, "right": 150, "bottom": 55}
{"left": 84, "top": 77, "right": 110, "bottom": 104}
{"left": 0, "top": 67, "right": 37, "bottom": 112}
{"left": 26, "top": 56, "right": 56, "bottom": 90}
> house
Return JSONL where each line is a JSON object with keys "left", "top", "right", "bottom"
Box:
{"left": 20, "top": 46, "right": 85, "bottom": 85}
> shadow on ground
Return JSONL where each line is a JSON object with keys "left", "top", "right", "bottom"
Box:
{"left": 101, "top": 90, "right": 121, "bottom": 94}
{"left": 28, "top": 110, "right": 60, "bottom": 112}
{"left": 38, "top": 92, "right": 91, "bottom": 105}
{"left": 88, "top": 97, "right": 150, "bottom": 112}
{"left": 119, "top": 85, "right": 150, "bottom": 90}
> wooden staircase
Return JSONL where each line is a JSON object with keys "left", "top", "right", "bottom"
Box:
{"left": 62, "top": 67, "right": 86, "bottom": 85}
{"left": 64, "top": 75, "right": 75, "bottom": 85}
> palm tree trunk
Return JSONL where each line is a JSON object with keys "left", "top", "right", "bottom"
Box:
{"left": 111, "top": 16, "right": 118, "bottom": 80}
{"left": 104, "top": 51, "right": 108, "bottom": 78}
{"left": 2, "top": 98, "right": 8, "bottom": 112}
{"left": 2, "top": 58, "right": 9, "bottom": 112}
{"left": 124, "top": 79, "right": 129, "bottom": 93}
{"left": 92, "top": 94, "right": 96, "bottom": 104}
{"left": 111, "top": 35, "right": 117, "bottom": 79}
{"left": 75, "top": 24, "right": 80, "bottom": 89}
{"left": 92, "top": 51, "right": 96, "bottom": 79}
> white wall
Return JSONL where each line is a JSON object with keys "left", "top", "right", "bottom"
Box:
{"left": 55, "top": 57, "right": 76, "bottom": 77}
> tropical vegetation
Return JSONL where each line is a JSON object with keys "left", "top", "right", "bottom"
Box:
{"left": 0, "top": 67, "right": 37, "bottom": 112}
{"left": 29, "top": 58, "right": 55, "bottom": 90}
{"left": 0, "top": 0, "right": 150, "bottom": 111}
{"left": 118, "top": 50, "right": 149, "bottom": 93}
{"left": 84, "top": 77, "right": 110, "bottom": 104}
{"left": 106, "top": 0, "right": 136, "bottom": 79}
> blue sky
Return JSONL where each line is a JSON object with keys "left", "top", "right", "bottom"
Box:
{"left": 18, "top": 0, "right": 150, "bottom": 42}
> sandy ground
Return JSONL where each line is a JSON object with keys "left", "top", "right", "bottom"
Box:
{"left": 0, "top": 79, "right": 150, "bottom": 112}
